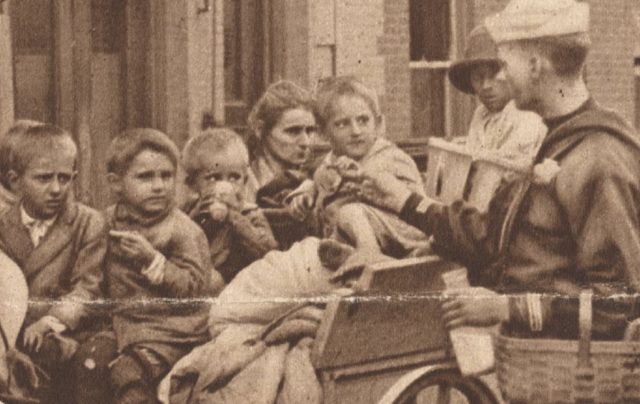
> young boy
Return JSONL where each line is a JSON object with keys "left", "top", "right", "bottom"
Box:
{"left": 289, "top": 76, "right": 429, "bottom": 270}
{"left": 182, "top": 128, "right": 277, "bottom": 283}
{"left": 104, "top": 128, "right": 223, "bottom": 403}
{"left": 448, "top": 25, "right": 546, "bottom": 161}
{"left": 0, "top": 120, "right": 44, "bottom": 212}
{"left": 0, "top": 124, "right": 107, "bottom": 402}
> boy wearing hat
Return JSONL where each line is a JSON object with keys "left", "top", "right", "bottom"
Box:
{"left": 449, "top": 25, "right": 545, "bottom": 160}
{"left": 353, "top": 0, "right": 640, "bottom": 341}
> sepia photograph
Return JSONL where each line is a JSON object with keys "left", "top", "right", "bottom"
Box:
{"left": 0, "top": 0, "right": 639, "bottom": 403}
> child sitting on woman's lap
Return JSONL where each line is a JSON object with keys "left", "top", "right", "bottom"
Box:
{"left": 288, "top": 76, "right": 429, "bottom": 272}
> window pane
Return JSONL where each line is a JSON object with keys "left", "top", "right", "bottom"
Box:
{"left": 11, "top": 0, "right": 54, "bottom": 122}
{"left": 410, "top": 0, "right": 450, "bottom": 61}
{"left": 12, "top": 0, "right": 52, "bottom": 55}
{"left": 91, "top": 0, "right": 125, "bottom": 53}
{"left": 411, "top": 68, "right": 446, "bottom": 136}
{"left": 224, "top": 0, "right": 242, "bottom": 101}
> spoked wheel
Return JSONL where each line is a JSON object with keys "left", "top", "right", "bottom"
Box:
{"left": 389, "top": 367, "right": 499, "bottom": 404}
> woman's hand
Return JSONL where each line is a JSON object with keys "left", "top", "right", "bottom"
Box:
{"left": 288, "top": 192, "right": 315, "bottom": 221}
{"left": 442, "top": 287, "right": 509, "bottom": 329}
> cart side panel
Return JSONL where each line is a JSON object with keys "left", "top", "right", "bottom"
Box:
{"left": 312, "top": 257, "right": 462, "bottom": 370}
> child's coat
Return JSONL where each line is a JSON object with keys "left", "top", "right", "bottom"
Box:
{"left": 104, "top": 205, "right": 220, "bottom": 356}
{"left": 0, "top": 202, "right": 106, "bottom": 330}
{"left": 293, "top": 137, "right": 429, "bottom": 254}
{"left": 185, "top": 199, "right": 277, "bottom": 283}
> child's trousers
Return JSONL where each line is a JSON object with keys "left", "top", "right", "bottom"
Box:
{"left": 110, "top": 343, "right": 192, "bottom": 404}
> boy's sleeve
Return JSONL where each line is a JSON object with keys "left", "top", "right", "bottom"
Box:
{"left": 48, "top": 211, "right": 107, "bottom": 331}
{"left": 383, "top": 149, "right": 426, "bottom": 197}
{"left": 228, "top": 207, "right": 278, "bottom": 260}
{"left": 160, "top": 219, "right": 212, "bottom": 298}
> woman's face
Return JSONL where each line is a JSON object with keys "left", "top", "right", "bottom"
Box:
{"left": 264, "top": 108, "right": 317, "bottom": 167}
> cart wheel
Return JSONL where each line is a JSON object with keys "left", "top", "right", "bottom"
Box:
{"left": 383, "top": 367, "right": 499, "bottom": 404}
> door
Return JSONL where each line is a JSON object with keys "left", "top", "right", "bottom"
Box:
{"left": 10, "top": 0, "right": 148, "bottom": 207}
{"left": 223, "top": 0, "right": 269, "bottom": 128}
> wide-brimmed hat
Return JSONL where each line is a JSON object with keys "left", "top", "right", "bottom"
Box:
{"left": 448, "top": 25, "right": 501, "bottom": 94}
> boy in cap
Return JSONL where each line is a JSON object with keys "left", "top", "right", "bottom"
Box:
{"left": 353, "top": 0, "right": 640, "bottom": 341}
{"left": 449, "top": 25, "right": 546, "bottom": 161}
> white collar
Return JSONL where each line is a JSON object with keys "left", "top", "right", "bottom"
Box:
{"left": 20, "top": 204, "right": 57, "bottom": 228}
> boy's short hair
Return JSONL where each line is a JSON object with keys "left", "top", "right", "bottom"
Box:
{"left": 10, "top": 124, "right": 77, "bottom": 175}
{"left": 106, "top": 128, "right": 179, "bottom": 175}
{"left": 518, "top": 33, "right": 591, "bottom": 77}
{"left": 0, "top": 120, "right": 44, "bottom": 186}
{"left": 315, "top": 76, "right": 382, "bottom": 130}
{"left": 182, "top": 128, "right": 248, "bottom": 186}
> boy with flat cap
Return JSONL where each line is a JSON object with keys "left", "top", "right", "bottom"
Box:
{"left": 352, "top": 0, "right": 640, "bottom": 341}
{"left": 449, "top": 25, "right": 545, "bottom": 161}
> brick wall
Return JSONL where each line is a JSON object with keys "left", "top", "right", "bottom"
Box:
{"left": 379, "top": 0, "right": 412, "bottom": 139}
{"left": 587, "top": 0, "right": 635, "bottom": 124}
{"left": 309, "top": 0, "right": 411, "bottom": 139}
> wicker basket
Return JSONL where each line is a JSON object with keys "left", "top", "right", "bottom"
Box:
{"left": 495, "top": 291, "right": 640, "bottom": 403}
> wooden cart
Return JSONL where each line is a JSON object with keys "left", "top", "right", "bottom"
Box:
{"left": 311, "top": 256, "right": 501, "bottom": 404}
{"left": 310, "top": 138, "right": 526, "bottom": 403}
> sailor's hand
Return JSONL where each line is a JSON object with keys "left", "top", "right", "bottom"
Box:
{"left": 356, "top": 170, "right": 412, "bottom": 213}
{"left": 442, "top": 287, "right": 509, "bottom": 329}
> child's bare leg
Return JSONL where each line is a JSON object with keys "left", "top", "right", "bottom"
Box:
{"left": 334, "top": 203, "right": 381, "bottom": 252}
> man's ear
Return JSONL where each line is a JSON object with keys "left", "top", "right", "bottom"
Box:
{"left": 529, "top": 55, "right": 543, "bottom": 81}
{"left": 253, "top": 120, "right": 265, "bottom": 140}
{"left": 375, "top": 115, "right": 386, "bottom": 137}
{"left": 106, "top": 173, "right": 123, "bottom": 194}
{"left": 7, "top": 170, "right": 19, "bottom": 193}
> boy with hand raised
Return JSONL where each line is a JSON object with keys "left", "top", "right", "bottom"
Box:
{"left": 103, "top": 128, "right": 222, "bottom": 404}
{"left": 182, "top": 128, "right": 277, "bottom": 284}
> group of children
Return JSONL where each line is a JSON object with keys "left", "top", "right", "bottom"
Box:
{"left": 0, "top": 76, "right": 430, "bottom": 403}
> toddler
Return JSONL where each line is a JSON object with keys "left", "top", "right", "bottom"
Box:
{"left": 182, "top": 128, "right": 277, "bottom": 283}
{"left": 289, "top": 76, "right": 429, "bottom": 270}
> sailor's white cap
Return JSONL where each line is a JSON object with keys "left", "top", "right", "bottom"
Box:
{"left": 485, "top": 0, "right": 590, "bottom": 44}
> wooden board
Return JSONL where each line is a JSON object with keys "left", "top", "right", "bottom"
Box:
{"left": 424, "top": 138, "right": 472, "bottom": 203}
{"left": 466, "top": 156, "right": 529, "bottom": 212}
{"left": 312, "top": 256, "right": 463, "bottom": 370}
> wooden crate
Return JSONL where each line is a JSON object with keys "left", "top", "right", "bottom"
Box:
{"left": 424, "top": 138, "right": 472, "bottom": 203}
{"left": 425, "top": 138, "right": 529, "bottom": 211}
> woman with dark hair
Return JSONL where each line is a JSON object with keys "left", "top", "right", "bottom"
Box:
{"left": 246, "top": 80, "right": 318, "bottom": 203}
{"left": 246, "top": 81, "right": 319, "bottom": 248}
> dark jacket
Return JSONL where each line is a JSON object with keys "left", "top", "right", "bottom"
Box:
{"left": 0, "top": 202, "right": 107, "bottom": 331}
{"left": 402, "top": 99, "right": 640, "bottom": 339}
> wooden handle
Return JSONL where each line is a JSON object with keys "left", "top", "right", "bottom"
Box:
{"left": 578, "top": 290, "right": 593, "bottom": 369}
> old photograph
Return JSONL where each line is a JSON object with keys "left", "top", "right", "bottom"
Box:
{"left": 0, "top": 0, "right": 638, "bottom": 403}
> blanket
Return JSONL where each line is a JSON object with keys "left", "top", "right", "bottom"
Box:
{"left": 158, "top": 237, "right": 340, "bottom": 404}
